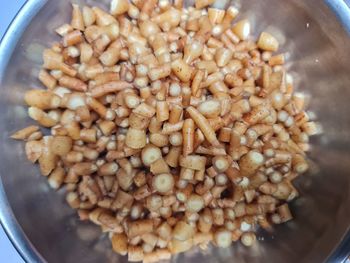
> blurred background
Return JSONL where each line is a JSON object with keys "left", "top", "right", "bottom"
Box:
{"left": 0, "top": 1, "right": 26, "bottom": 263}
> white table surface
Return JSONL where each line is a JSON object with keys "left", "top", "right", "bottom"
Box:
{"left": 0, "top": 1, "right": 26, "bottom": 262}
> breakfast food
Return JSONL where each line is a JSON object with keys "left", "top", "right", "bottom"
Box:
{"left": 11, "top": 0, "right": 321, "bottom": 262}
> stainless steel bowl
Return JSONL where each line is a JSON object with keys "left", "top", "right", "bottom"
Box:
{"left": 1, "top": 0, "right": 350, "bottom": 262}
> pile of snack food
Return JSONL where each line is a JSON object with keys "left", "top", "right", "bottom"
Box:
{"left": 11, "top": 0, "right": 320, "bottom": 262}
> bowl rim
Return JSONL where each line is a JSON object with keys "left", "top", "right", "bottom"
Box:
{"left": 0, "top": 1, "right": 48, "bottom": 262}
{"left": 0, "top": 0, "right": 350, "bottom": 262}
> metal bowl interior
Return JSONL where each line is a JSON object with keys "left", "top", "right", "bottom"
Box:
{"left": 0, "top": 0, "right": 350, "bottom": 262}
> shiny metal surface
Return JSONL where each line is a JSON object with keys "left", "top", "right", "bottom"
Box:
{"left": 0, "top": 0, "right": 350, "bottom": 262}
